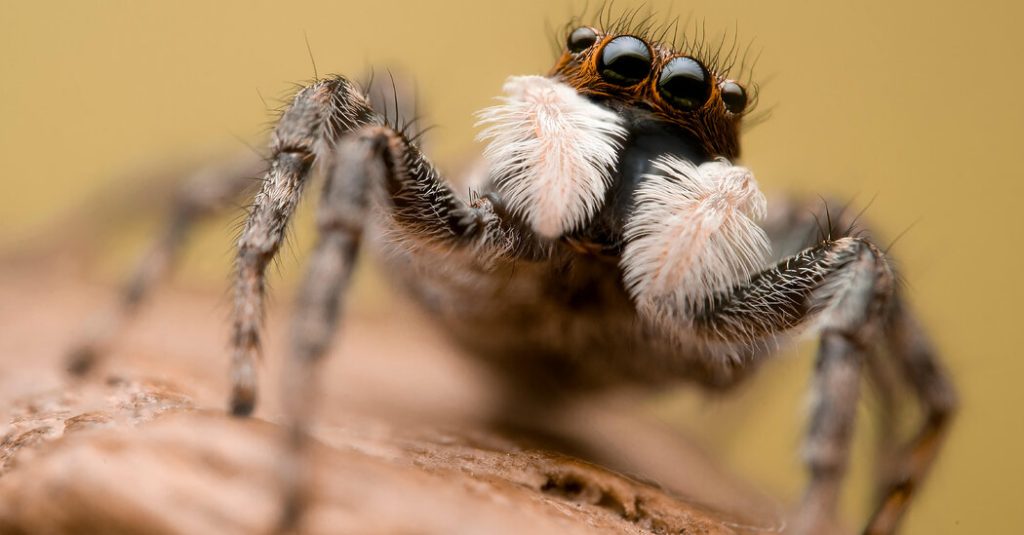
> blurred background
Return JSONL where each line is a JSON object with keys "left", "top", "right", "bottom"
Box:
{"left": 1, "top": 1, "right": 1021, "bottom": 533}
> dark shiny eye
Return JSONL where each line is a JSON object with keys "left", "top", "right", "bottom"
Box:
{"left": 598, "top": 36, "right": 652, "bottom": 86}
{"left": 657, "top": 57, "right": 711, "bottom": 111}
{"left": 721, "top": 81, "right": 748, "bottom": 114}
{"left": 567, "top": 27, "right": 598, "bottom": 53}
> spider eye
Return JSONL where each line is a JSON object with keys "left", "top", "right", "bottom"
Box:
{"left": 567, "top": 27, "right": 598, "bottom": 53}
{"left": 598, "top": 36, "right": 652, "bottom": 86}
{"left": 657, "top": 57, "right": 711, "bottom": 111}
{"left": 721, "top": 81, "right": 748, "bottom": 114}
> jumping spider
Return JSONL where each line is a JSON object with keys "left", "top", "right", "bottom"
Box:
{"left": 67, "top": 16, "right": 956, "bottom": 535}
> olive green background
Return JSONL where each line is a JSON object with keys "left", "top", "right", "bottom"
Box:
{"left": 2, "top": 1, "right": 1020, "bottom": 533}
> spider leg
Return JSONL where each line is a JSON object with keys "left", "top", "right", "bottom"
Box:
{"left": 678, "top": 234, "right": 924, "bottom": 533}
{"left": 864, "top": 299, "right": 956, "bottom": 535}
{"left": 65, "top": 153, "right": 261, "bottom": 376}
{"left": 757, "top": 196, "right": 956, "bottom": 534}
{"left": 230, "top": 73, "right": 534, "bottom": 417}
{"left": 230, "top": 76, "right": 378, "bottom": 416}
{"left": 275, "top": 125, "right": 516, "bottom": 532}
{"left": 274, "top": 133, "right": 375, "bottom": 534}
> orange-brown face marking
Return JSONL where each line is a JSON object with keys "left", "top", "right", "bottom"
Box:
{"left": 550, "top": 27, "right": 747, "bottom": 159}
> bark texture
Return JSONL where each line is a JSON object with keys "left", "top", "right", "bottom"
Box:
{"left": 0, "top": 264, "right": 780, "bottom": 534}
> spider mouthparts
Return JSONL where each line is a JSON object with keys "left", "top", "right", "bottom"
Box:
{"left": 611, "top": 128, "right": 710, "bottom": 222}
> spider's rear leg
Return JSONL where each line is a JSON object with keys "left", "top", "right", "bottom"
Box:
{"left": 276, "top": 125, "right": 518, "bottom": 532}
{"left": 65, "top": 153, "right": 261, "bottom": 376}
{"left": 864, "top": 299, "right": 956, "bottom": 535}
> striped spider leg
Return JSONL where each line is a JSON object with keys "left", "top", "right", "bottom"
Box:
{"left": 755, "top": 198, "right": 958, "bottom": 534}
{"left": 688, "top": 201, "right": 956, "bottom": 534}
{"left": 228, "top": 75, "right": 528, "bottom": 530}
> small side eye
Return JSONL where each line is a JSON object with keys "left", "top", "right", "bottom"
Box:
{"left": 567, "top": 27, "right": 598, "bottom": 53}
{"left": 657, "top": 57, "right": 711, "bottom": 111}
{"left": 720, "top": 81, "right": 748, "bottom": 114}
{"left": 598, "top": 36, "right": 652, "bottom": 86}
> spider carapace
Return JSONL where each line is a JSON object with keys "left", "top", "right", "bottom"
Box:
{"left": 552, "top": 26, "right": 746, "bottom": 157}
{"left": 67, "top": 18, "right": 955, "bottom": 535}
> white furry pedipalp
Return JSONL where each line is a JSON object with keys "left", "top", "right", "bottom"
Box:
{"left": 621, "top": 157, "right": 771, "bottom": 322}
{"left": 475, "top": 75, "right": 627, "bottom": 238}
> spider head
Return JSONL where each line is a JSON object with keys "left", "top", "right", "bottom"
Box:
{"left": 550, "top": 26, "right": 749, "bottom": 161}
{"left": 477, "top": 26, "right": 765, "bottom": 288}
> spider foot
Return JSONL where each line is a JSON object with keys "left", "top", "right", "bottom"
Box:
{"left": 454, "top": 192, "right": 503, "bottom": 238}
{"left": 66, "top": 344, "right": 99, "bottom": 376}
{"left": 229, "top": 370, "right": 257, "bottom": 417}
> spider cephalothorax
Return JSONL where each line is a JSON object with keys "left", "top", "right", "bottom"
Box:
{"left": 550, "top": 26, "right": 749, "bottom": 159}
{"left": 476, "top": 25, "right": 769, "bottom": 321}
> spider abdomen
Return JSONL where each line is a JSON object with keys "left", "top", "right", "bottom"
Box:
{"left": 380, "top": 237, "right": 751, "bottom": 392}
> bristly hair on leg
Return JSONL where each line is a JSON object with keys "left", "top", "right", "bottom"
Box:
{"left": 303, "top": 32, "right": 319, "bottom": 82}
{"left": 844, "top": 192, "right": 879, "bottom": 239}
{"left": 359, "top": 68, "right": 434, "bottom": 147}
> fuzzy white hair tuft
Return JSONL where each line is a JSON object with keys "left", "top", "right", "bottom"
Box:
{"left": 475, "top": 76, "right": 627, "bottom": 238}
{"left": 621, "top": 157, "right": 771, "bottom": 323}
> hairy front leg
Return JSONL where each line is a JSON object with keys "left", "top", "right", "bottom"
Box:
{"left": 760, "top": 195, "right": 908, "bottom": 473}
{"left": 736, "top": 241, "right": 888, "bottom": 534}
{"left": 758, "top": 195, "right": 957, "bottom": 534}
{"left": 277, "top": 124, "right": 521, "bottom": 532}
{"left": 619, "top": 156, "right": 954, "bottom": 531}
{"left": 230, "top": 76, "right": 377, "bottom": 416}
{"left": 666, "top": 235, "right": 924, "bottom": 533}
{"left": 229, "top": 75, "right": 532, "bottom": 417}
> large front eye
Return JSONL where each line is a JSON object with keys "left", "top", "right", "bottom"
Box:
{"left": 598, "top": 36, "right": 652, "bottom": 86}
{"left": 658, "top": 57, "right": 711, "bottom": 111}
{"left": 567, "top": 27, "right": 597, "bottom": 53}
